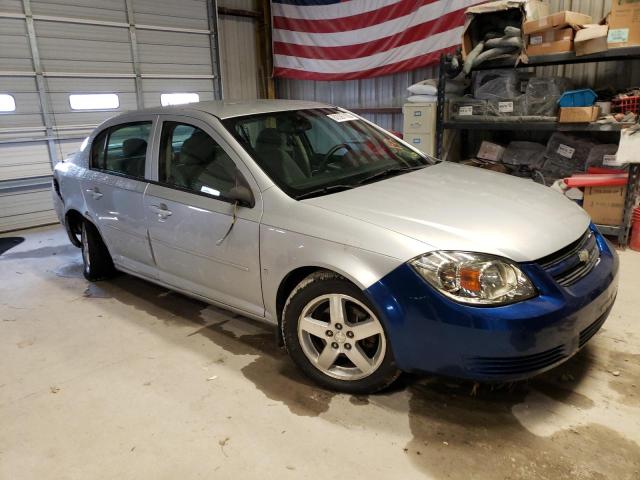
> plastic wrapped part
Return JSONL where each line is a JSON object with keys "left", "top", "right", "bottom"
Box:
{"left": 449, "top": 97, "right": 487, "bottom": 119}
{"left": 410, "top": 78, "right": 467, "bottom": 95}
{"left": 585, "top": 144, "right": 619, "bottom": 168}
{"left": 407, "top": 80, "right": 437, "bottom": 96}
{"left": 486, "top": 96, "right": 526, "bottom": 116}
{"left": 407, "top": 94, "right": 437, "bottom": 103}
{"left": 525, "top": 77, "right": 573, "bottom": 116}
{"left": 473, "top": 70, "right": 521, "bottom": 100}
{"left": 503, "top": 141, "right": 546, "bottom": 168}
{"left": 542, "top": 133, "right": 597, "bottom": 181}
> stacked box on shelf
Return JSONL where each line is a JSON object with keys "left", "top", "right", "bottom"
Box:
{"left": 608, "top": 1, "right": 640, "bottom": 48}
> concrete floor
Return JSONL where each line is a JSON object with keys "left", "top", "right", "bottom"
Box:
{"left": 0, "top": 225, "right": 639, "bottom": 480}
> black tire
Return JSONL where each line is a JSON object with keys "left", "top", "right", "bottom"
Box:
{"left": 282, "top": 271, "right": 400, "bottom": 394}
{"left": 81, "top": 220, "right": 116, "bottom": 281}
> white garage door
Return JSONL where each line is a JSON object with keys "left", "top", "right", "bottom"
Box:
{"left": 0, "top": 0, "right": 222, "bottom": 232}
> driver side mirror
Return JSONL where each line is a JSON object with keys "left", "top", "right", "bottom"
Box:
{"left": 227, "top": 185, "right": 255, "bottom": 208}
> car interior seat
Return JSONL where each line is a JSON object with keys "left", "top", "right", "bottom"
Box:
{"left": 255, "top": 128, "right": 306, "bottom": 185}
{"left": 122, "top": 138, "right": 147, "bottom": 177}
{"left": 172, "top": 130, "right": 217, "bottom": 189}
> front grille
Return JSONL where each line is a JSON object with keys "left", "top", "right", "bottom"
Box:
{"left": 579, "top": 308, "right": 611, "bottom": 348}
{"left": 464, "top": 345, "right": 567, "bottom": 376}
{"left": 537, "top": 229, "right": 600, "bottom": 287}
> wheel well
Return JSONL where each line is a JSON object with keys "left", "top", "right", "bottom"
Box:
{"left": 276, "top": 267, "right": 321, "bottom": 323}
{"left": 65, "top": 209, "right": 85, "bottom": 247}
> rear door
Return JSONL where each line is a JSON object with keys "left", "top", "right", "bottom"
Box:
{"left": 144, "top": 115, "right": 264, "bottom": 317}
{"left": 81, "top": 117, "right": 157, "bottom": 278}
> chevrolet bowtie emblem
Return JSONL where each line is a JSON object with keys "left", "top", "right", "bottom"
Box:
{"left": 578, "top": 249, "right": 590, "bottom": 263}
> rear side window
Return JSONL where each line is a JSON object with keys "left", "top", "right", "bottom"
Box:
{"left": 90, "top": 122, "right": 152, "bottom": 179}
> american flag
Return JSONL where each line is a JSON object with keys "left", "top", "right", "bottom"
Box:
{"left": 272, "top": 0, "right": 488, "bottom": 81}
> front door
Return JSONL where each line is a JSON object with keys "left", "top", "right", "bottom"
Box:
{"left": 144, "top": 116, "right": 263, "bottom": 317}
{"left": 81, "top": 118, "right": 157, "bottom": 278}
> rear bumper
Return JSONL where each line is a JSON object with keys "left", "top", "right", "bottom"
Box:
{"left": 364, "top": 229, "right": 619, "bottom": 381}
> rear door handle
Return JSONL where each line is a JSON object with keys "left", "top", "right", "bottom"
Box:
{"left": 149, "top": 204, "right": 172, "bottom": 220}
{"left": 85, "top": 187, "right": 103, "bottom": 200}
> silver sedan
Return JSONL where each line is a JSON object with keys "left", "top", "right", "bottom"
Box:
{"left": 52, "top": 100, "right": 618, "bottom": 393}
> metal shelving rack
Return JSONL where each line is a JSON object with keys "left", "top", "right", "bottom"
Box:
{"left": 435, "top": 48, "right": 640, "bottom": 246}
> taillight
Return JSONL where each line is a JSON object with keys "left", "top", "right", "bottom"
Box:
{"left": 53, "top": 177, "right": 61, "bottom": 198}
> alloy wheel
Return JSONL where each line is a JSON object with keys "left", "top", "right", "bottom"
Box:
{"left": 297, "top": 293, "right": 386, "bottom": 381}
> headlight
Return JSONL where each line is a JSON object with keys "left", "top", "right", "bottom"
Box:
{"left": 409, "top": 251, "right": 536, "bottom": 306}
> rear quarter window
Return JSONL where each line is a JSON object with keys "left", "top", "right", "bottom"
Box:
{"left": 89, "top": 122, "right": 152, "bottom": 179}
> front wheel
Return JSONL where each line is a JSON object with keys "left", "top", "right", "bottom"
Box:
{"left": 81, "top": 220, "right": 116, "bottom": 281}
{"left": 282, "top": 272, "right": 400, "bottom": 394}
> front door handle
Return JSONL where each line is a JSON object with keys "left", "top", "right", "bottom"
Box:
{"left": 149, "top": 204, "right": 173, "bottom": 220}
{"left": 85, "top": 187, "right": 103, "bottom": 200}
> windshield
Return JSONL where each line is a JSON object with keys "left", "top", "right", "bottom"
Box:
{"left": 222, "top": 108, "right": 435, "bottom": 199}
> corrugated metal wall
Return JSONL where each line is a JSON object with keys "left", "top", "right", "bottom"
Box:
{"left": 276, "top": 0, "right": 640, "bottom": 130}
{"left": 218, "top": 0, "right": 261, "bottom": 100}
{"left": 0, "top": 0, "right": 222, "bottom": 232}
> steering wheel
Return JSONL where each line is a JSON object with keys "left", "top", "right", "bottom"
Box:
{"left": 315, "top": 143, "right": 353, "bottom": 173}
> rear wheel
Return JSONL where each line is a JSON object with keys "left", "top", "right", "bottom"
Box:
{"left": 282, "top": 272, "right": 400, "bottom": 393}
{"left": 81, "top": 221, "right": 116, "bottom": 281}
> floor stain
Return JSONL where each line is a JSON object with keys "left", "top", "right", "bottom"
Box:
{"left": 195, "top": 320, "right": 336, "bottom": 417}
{"left": 91, "top": 274, "right": 336, "bottom": 417}
{"left": 53, "top": 260, "right": 84, "bottom": 279}
{"left": 83, "top": 283, "right": 112, "bottom": 299}
{"left": 608, "top": 351, "right": 640, "bottom": 407}
{"left": 0, "top": 244, "right": 77, "bottom": 260}
{"left": 0, "top": 237, "right": 25, "bottom": 256}
{"left": 403, "top": 377, "right": 640, "bottom": 480}
{"left": 349, "top": 395, "right": 370, "bottom": 406}
{"left": 397, "top": 351, "right": 640, "bottom": 480}
{"left": 528, "top": 351, "right": 596, "bottom": 411}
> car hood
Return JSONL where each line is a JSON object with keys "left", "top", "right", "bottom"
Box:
{"left": 302, "top": 162, "right": 590, "bottom": 262}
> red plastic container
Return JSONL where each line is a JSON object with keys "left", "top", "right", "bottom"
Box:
{"left": 612, "top": 96, "right": 640, "bottom": 115}
{"left": 631, "top": 207, "right": 640, "bottom": 252}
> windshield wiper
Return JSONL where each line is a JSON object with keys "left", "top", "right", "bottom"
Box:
{"left": 295, "top": 184, "right": 356, "bottom": 200}
{"left": 356, "top": 165, "right": 426, "bottom": 186}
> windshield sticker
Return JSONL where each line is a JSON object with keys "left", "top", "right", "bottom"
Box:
{"left": 327, "top": 112, "right": 358, "bottom": 122}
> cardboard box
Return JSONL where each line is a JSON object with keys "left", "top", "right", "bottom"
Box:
{"left": 608, "top": 0, "right": 640, "bottom": 48}
{"left": 527, "top": 27, "right": 574, "bottom": 55}
{"left": 477, "top": 141, "right": 506, "bottom": 162}
{"left": 583, "top": 185, "right": 626, "bottom": 225}
{"left": 462, "top": 0, "right": 549, "bottom": 59}
{"left": 523, "top": 10, "right": 592, "bottom": 35}
{"left": 575, "top": 24, "right": 609, "bottom": 56}
{"left": 559, "top": 106, "right": 600, "bottom": 123}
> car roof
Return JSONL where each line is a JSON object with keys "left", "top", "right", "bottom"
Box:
{"left": 130, "top": 99, "right": 334, "bottom": 120}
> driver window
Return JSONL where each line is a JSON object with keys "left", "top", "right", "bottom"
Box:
{"left": 159, "top": 121, "right": 241, "bottom": 200}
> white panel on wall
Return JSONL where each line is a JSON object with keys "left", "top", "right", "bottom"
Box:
{"left": 0, "top": 142, "right": 51, "bottom": 181}
{"left": 30, "top": 0, "right": 128, "bottom": 23}
{"left": 219, "top": 12, "right": 259, "bottom": 100}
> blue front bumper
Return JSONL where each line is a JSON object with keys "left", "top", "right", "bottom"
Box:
{"left": 364, "top": 229, "right": 619, "bottom": 381}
